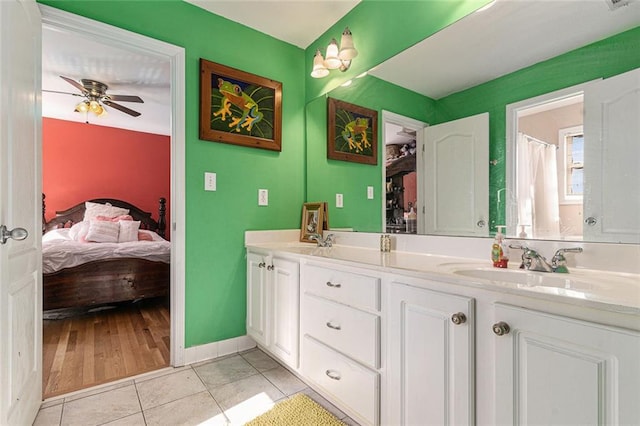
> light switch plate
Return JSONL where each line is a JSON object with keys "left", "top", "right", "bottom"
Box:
{"left": 258, "top": 189, "right": 268, "bottom": 206}
{"left": 336, "top": 193, "right": 343, "bottom": 208}
{"left": 367, "top": 186, "right": 374, "bottom": 199}
{"left": 205, "top": 172, "right": 216, "bottom": 191}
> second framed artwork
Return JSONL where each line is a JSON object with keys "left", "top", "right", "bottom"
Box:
{"left": 199, "top": 58, "right": 282, "bottom": 151}
{"left": 327, "top": 97, "right": 378, "bottom": 165}
{"left": 300, "top": 202, "right": 329, "bottom": 243}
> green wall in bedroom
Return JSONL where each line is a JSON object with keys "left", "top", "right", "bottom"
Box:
{"left": 39, "top": 0, "right": 306, "bottom": 346}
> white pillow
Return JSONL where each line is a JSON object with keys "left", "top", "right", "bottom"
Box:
{"left": 84, "top": 201, "right": 130, "bottom": 222}
{"left": 85, "top": 220, "right": 120, "bottom": 243}
{"left": 118, "top": 220, "right": 141, "bottom": 243}
{"left": 69, "top": 221, "right": 90, "bottom": 241}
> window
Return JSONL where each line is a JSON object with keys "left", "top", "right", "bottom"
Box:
{"left": 558, "top": 126, "right": 584, "bottom": 204}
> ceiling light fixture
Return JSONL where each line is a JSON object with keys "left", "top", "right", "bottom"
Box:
{"left": 74, "top": 96, "right": 107, "bottom": 117}
{"left": 311, "top": 27, "right": 358, "bottom": 78}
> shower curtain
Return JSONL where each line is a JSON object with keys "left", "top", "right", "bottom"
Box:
{"left": 516, "top": 133, "right": 560, "bottom": 238}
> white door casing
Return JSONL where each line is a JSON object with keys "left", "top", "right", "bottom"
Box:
{"left": 423, "top": 112, "right": 489, "bottom": 236}
{"left": 583, "top": 68, "right": 640, "bottom": 243}
{"left": 0, "top": 1, "right": 42, "bottom": 425}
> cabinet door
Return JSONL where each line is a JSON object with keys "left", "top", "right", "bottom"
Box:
{"left": 270, "top": 257, "right": 300, "bottom": 368}
{"left": 494, "top": 303, "right": 640, "bottom": 425}
{"left": 386, "top": 281, "right": 475, "bottom": 425}
{"left": 246, "top": 252, "right": 268, "bottom": 347}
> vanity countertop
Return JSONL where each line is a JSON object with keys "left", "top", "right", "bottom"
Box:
{"left": 246, "top": 240, "right": 640, "bottom": 315}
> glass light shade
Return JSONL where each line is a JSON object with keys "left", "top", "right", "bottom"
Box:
{"left": 310, "top": 49, "right": 329, "bottom": 78}
{"left": 75, "top": 101, "right": 89, "bottom": 113}
{"left": 324, "top": 38, "right": 342, "bottom": 70}
{"left": 338, "top": 27, "right": 358, "bottom": 60}
{"left": 89, "top": 100, "right": 101, "bottom": 113}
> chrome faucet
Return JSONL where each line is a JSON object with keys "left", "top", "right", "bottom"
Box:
{"left": 509, "top": 244, "right": 554, "bottom": 272}
{"left": 309, "top": 233, "right": 335, "bottom": 248}
{"left": 551, "top": 247, "right": 583, "bottom": 273}
{"left": 509, "top": 244, "right": 583, "bottom": 273}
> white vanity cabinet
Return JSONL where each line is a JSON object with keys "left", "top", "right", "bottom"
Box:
{"left": 246, "top": 250, "right": 300, "bottom": 368}
{"left": 384, "top": 278, "right": 475, "bottom": 426}
{"left": 299, "top": 261, "right": 382, "bottom": 426}
{"left": 492, "top": 303, "right": 640, "bottom": 425}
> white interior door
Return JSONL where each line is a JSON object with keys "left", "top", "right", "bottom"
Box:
{"left": 0, "top": 0, "right": 43, "bottom": 424}
{"left": 583, "top": 68, "right": 640, "bottom": 243}
{"left": 422, "top": 112, "right": 489, "bottom": 236}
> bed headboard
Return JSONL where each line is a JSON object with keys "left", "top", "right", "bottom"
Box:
{"left": 42, "top": 194, "right": 167, "bottom": 238}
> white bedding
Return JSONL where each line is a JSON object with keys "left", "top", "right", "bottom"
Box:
{"left": 42, "top": 228, "right": 170, "bottom": 273}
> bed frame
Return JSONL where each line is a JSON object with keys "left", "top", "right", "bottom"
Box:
{"left": 42, "top": 195, "right": 169, "bottom": 311}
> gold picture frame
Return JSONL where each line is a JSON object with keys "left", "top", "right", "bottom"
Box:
{"left": 300, "top": 202, "right": 327, "bottom": 243}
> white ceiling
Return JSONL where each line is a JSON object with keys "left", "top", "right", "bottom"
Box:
{"left": 41, "top": 0, "right": 640, "bottom": 134}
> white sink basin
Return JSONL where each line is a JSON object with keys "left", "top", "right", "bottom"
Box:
{"left": 453, "top": 267, "right": 615, "bottom": 292}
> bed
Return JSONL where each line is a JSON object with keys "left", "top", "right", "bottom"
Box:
{"left": 42, "top": 196, "right": 170, "bottom": 311}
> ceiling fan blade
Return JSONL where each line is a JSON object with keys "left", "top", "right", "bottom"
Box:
{"left": 60, "top": 76, "right": 88, "bottom": 94}
{"left": 42, "top": 89, "right": 83, "bottom": 97}
{"left": 107, "top": 94, "right": 144, "bottom": 103}
{"left": 103, "top": 100, "right": 141, "bottom": 117}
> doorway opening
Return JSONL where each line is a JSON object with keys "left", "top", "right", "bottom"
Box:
{"left": 40, "top": 4, "right": 185, "bottom": 399}
{"left": 506, "top": 85, "right": 585, "bottom": 240}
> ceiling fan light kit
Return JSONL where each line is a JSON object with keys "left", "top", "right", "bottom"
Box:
{"left": 46, "top": 75, "right": 144, "bottom": 119}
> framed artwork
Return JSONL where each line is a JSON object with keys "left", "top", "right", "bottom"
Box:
{"left": 300, "top": 202, "right": 327, "bottom": 243}
{"left": 199, "top": 58, "right": 282, "bottom": 151}
{"left": 327, "top": 97, "right": 378, "bottom": 165}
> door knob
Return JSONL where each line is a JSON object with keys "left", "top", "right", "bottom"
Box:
{"left": 0, "top": 225, "right": 28, "bottom": 245}
{"left": 451, "top": 312, "right": 467, "bottom": 325}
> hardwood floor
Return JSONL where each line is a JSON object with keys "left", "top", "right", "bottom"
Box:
{"left": 43, "top": 297, "right": 170, "bottom": 399}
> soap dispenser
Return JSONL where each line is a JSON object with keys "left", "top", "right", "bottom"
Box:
{"left": 491, "top": 226, "right": 509, "bottom": 268}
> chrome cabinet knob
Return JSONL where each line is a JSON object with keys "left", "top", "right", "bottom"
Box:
{"left": 451, "top": 312, "right": 467, "bottom": 325}
{"left": 492, "top": 321, "right": 510, "bottom": 336}
{"left": 0, "top": 225, "right": 28, "bottom": 245}
{"left": 326, "top": 322, "right": 341, "bottom": 330}
{"left": 325, "top": 370, "right": 341, "bottom": 380}
{"left": 477, "top": 220, "right": 486, "bottom": 228}
{"left": 267, "top": 265, "right": 274, "bottom": 271}
{"left": 585, "top": 217, "right": 597, "bottom": 226}
{"left": 258, "top": 262, "right": 266, "bottom": 268}
{"left": 326, "top": 281, "right": 341, "bottom": 288}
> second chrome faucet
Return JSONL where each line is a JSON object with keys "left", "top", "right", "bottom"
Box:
{"left": 509, "top": 244, "right": 583, "bottom": 273}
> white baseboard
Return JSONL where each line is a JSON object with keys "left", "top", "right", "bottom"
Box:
{"left": 182, "top": 335, "right": 256, "bottom": 365}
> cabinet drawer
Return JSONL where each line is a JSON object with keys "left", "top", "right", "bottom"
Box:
{"left": 302, "top": 293, "right": 379, "bottom": 368}
{"left": 302, "top": 264, "right": 380, "bottom": 311}
{"left": 301, "top": 335, "right": 379, "bottom": 426}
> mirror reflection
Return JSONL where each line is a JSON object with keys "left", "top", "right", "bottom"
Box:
{"left": 305, "top": 0, "right": 639, "bottom": 243}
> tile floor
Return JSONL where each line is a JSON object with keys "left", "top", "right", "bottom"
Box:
{"left": 34, "top": 348, "right": 360, "bottom": 426}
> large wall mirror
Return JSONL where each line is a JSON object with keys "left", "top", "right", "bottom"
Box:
{"left": 305, "top": 0, "right": 640, "bottom": 243}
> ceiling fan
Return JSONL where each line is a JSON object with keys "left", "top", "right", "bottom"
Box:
{"left": 44, "top": 76, "right": 144, "bottom": 117}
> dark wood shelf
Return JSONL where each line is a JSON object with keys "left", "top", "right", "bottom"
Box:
{"left": 386, "top": 153, "right": 416, "bottom": 177}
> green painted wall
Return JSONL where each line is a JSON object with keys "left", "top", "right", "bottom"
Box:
{"left": 306, "top": 76, "right": 435, "bottom": 231}
{"left": 434, "top": 26, "right": 640, "bottom": 233}
{"left": 40, "top": 0, "right": 306, "bottom": 346}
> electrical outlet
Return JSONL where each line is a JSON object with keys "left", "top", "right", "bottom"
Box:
{"left": 204, "top": 172, "right": 216, "bottom": 191}
{"left": 258, "top": 189, "right": 268, "bottom": 206}
{"left": 367, "top": 186, "right": 374, "bottom": 199}
{"left": 336, "top": 193, "right": 343, "bottom": 208}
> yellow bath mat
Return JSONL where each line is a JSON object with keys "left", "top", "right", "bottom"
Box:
{"left": 244, "top": 393, "right": 346, "bottom": 426}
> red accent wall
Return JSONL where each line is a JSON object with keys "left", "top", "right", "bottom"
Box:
{"left": 43, "top": 118, "right": 170, "bottom": 238}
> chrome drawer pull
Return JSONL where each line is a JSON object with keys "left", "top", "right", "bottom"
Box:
{"left": 326, "top": 322, "right": 341, "bottom": 330}
{"left": 325, "top": 370, "right": 341, "bottom": 380}
{"left": 326, "top": 281, "right": 341, "bottom": 288}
